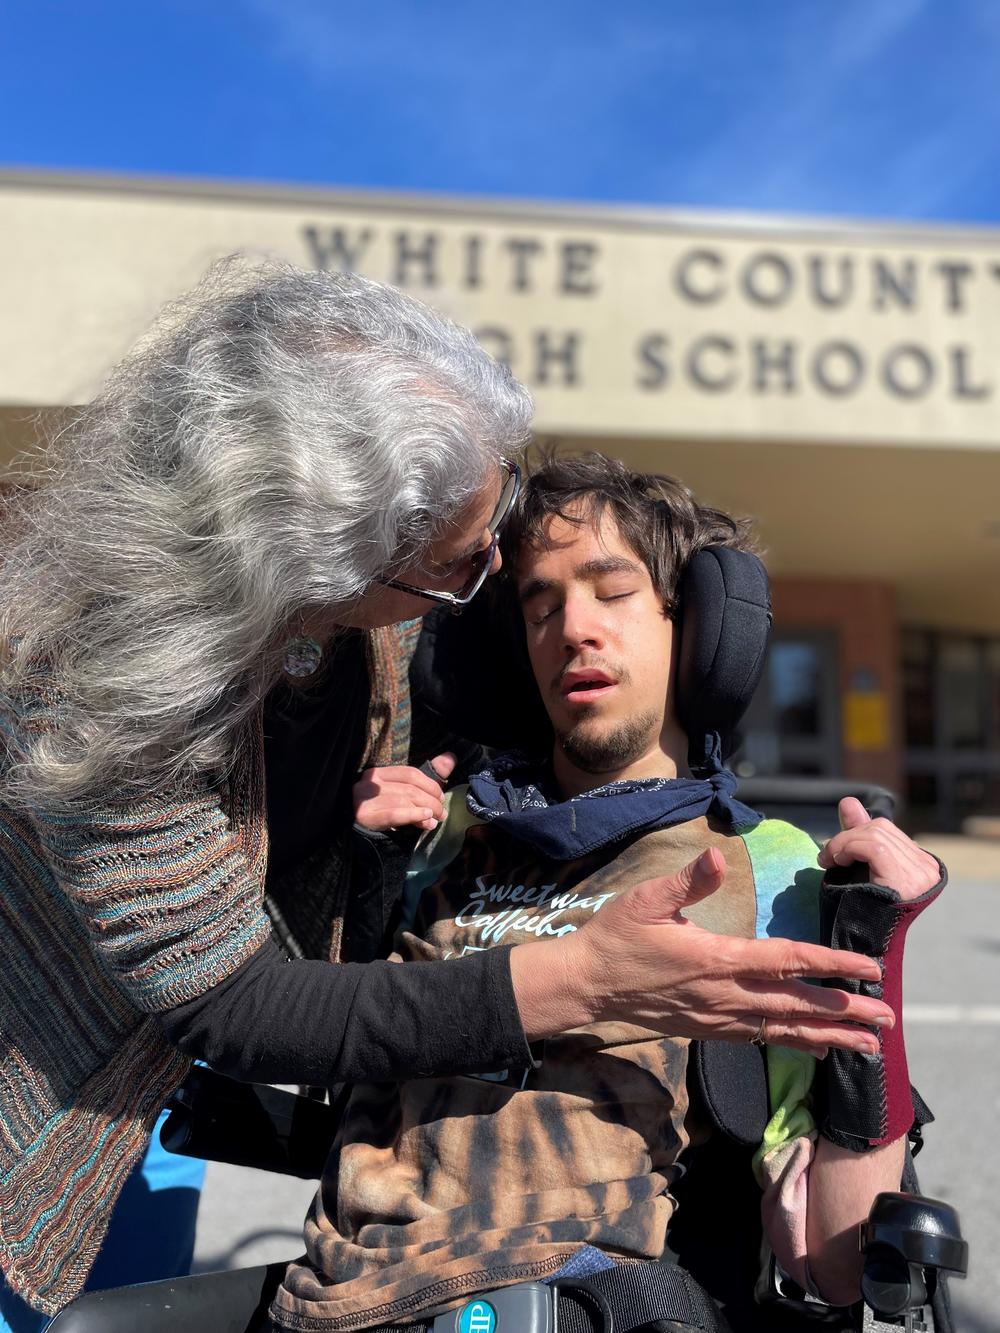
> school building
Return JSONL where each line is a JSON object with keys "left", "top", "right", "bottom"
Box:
{"left": 2, "top": 169, "right": 998, "bottom": 829}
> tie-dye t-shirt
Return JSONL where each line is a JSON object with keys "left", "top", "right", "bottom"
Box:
{"left": 271, "top": 807, "right": 823, "bottom": 1331}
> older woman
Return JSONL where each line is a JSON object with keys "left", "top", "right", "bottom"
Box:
{"left": 0, "top": 259, "right": 531, "bottom": 1324}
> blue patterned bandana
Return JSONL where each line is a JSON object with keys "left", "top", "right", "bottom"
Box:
{"left": 466, "top": 733, "right": 761, "bottom": 860}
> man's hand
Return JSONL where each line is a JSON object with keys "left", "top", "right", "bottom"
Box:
{"left": 816, "top": 797, "right": 940, "bottom": 901}
{"left": 510, "top": 849, "right": 895, "bottom": 1059}
{"left": 353, "top": 753, "right": 456, "bottom": 833}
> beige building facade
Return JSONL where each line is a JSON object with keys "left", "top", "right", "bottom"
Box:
{"left": 2, "top": 170, "right": 999, "bottom": 827}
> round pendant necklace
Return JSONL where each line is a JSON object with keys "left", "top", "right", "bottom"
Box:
{"left": 282, "top": 636, "right": 324, "bottom": 678}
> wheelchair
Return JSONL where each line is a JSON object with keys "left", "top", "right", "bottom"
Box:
{"left": 47, "top": 563, "right": 969, "bottom": 1331}
{"left": 45, "top": 1043, "right": 967, "bottom": 1333}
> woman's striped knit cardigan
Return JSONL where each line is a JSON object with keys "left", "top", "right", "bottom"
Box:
{"left": 0, "top": 622, "right": 419, "bottom": 1316}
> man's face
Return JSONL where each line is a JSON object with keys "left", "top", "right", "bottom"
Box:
{"left": 515, "top": 505, "right": 677, "bottom": 775}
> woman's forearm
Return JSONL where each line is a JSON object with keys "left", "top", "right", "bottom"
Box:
{"left": 158, "top": 936, "right": 532, "bottom": 1085}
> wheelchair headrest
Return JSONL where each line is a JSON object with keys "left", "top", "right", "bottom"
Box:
{"left": 409, "top": 546, "right": 771, "bottom": 766}
{"left": 675, "top": 546, "right": 772, "bottom": 766}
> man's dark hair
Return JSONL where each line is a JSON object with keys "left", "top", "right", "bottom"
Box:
{"left": 502, "top": 450, "right": 758, "bottom": 617}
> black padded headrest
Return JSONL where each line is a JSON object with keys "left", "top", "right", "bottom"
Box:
{"left": 408, "top": 583, "right": 546, "bottom": 757}
{"left": 408, "top": 546, "right": 771, "bottom": 764}
{"left": 674, "top": 547, "right": 772, "bottom": 766}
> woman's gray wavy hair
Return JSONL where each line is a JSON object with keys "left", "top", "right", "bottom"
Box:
{"left": 0, "top": 256, "right": 532, "bottom": 810}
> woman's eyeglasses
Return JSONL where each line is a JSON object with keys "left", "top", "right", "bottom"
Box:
{"left": 379, "top": 458, "right": 521, "bottom": 609}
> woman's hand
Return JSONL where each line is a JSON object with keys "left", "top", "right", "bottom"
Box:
{"left": 510, "top": 848, "right": 894, "bottom": 1059}
{"left": 353, "top": 753, "right": 456, "bottom": 833}
{"left": 816, "top": 797, "right": 941, "bottom": 901}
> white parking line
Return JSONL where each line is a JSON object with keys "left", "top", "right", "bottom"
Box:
{"left": 905, "top": 1004, "right": 1000, "bottom": 1025}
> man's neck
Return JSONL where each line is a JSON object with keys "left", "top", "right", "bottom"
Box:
{"left": 552, "top": 717, "right": 690, "bottom": 799}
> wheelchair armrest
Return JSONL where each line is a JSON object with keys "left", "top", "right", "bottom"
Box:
{"left": 46, "top": 1261, "right": 288, "bottom": 1333}
{"left": 160, "top": 1066, "right": 338, "bottom": 1179}
{"left": 860, "top": 1191, "right": 968, "bottom": 1321}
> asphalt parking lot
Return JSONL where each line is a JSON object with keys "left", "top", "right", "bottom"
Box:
{"left": 193, "top": 833, "right": 999, "bottom": 1329}
{"left": 896, "top": 835, "right": 999, "bottom": 1332}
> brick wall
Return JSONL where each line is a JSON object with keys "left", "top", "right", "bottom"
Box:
{"left": 770, "top": 577, "right": 903, "bottom": 795}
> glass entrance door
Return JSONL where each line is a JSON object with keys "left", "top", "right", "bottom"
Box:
{"left": 903, "top": 629, "right": 1000, "bottom": 830}
{"left": 733, "top": 629, "right": 841, "bottom": 777}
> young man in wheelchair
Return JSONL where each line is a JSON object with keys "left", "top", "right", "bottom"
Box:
{"left": 270, "top": 454, "right": 945, "bottom": 1332}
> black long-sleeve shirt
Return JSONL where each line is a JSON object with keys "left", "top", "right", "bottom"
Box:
{"left": 157, "top": 630, "right": 530, "bottom": 1084}
{"left": 158, "top": 935, "right": 528, "bottom": 1084}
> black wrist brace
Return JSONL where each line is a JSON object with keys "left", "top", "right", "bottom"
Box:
{"left": 818, "top": 861, "right": 945, "bottom": 1152}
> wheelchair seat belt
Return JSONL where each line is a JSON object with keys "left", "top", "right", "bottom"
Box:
{"left": 360, "top": 1258, "right": 731, "bottom": 1332}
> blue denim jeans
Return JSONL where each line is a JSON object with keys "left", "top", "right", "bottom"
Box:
{"left": 0, "top": 1112, "right": 205, "bottom": 1331}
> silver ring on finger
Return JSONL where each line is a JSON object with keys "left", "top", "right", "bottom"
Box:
{"left": 748, "top": 1015, "right": 768, "bottom": 1047}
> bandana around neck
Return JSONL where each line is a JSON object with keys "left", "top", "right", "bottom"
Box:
{"left": 465, "top": 732, "right": 761, "bottom": 861}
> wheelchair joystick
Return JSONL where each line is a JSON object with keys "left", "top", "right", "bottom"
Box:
{"left": 860, "top": 1191, "right": 968, "bottom": 1328}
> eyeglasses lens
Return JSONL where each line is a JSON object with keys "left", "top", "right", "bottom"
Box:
{"left": 489, "top": 465, "right": 520, "bottom": 537}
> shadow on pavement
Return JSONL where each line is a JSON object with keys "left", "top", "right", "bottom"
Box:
{"left": 193, "top": 1230, "right": 302, "bottom": 1274}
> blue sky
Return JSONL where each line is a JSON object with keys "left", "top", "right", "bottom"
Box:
{"left": 3, "top": 0, "right": 998, "bottom": 223}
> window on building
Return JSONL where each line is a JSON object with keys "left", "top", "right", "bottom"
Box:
{"left": 771, "top": 641, "right": 823, "bottom": 738}
{"left": 735, "top": 630, "right": 840, "bottom": 778}
{"left": 903, "top": 630, "right": 1000, "bottom": 831}
{"left": 940, "top": 639, "right": 984, "bottom": 750}
{"left": 902, "top": 630, "right": 934, "bottom": 749}
{"left": 987, "top": 642, "right": 1000, "bottom": 752}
